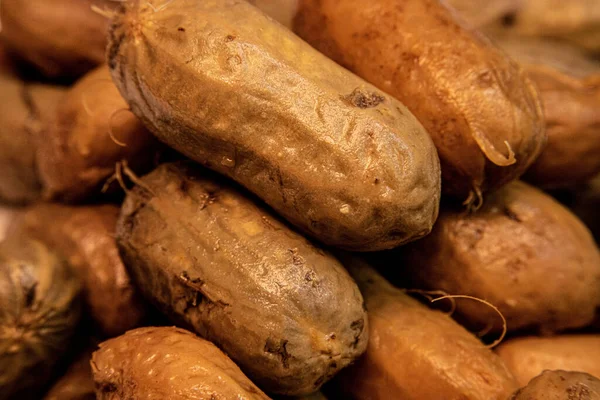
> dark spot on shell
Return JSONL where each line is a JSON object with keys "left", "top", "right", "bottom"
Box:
{"left": 374, "top": 178, "right": 380, "bottom": 184}
{"left": 98, "top": 382, "right": 117, "bottom": 393}
{"left": 226, "top": 34, "right": 236, "bottom": 42}
{"left": 503, "top": 207, "right": 522, "bottom": 222}
{"left": 178, "top": 27, "right": 185, "bottom": 32}
{"left": 329, "top": 333, "right": 336, "bottom": 340}
{"left": 401, "top": 52, "right": 420, "bottom": 63}
{"left": 180, "top": 271, "right": 204, "bottom": 286}
{"left": 264, "top": 338, "right": 291, "bottom": 368}
{"left": 477, "top": 71, "right": 495, "bottom": 88}
{"left": 289, "top": 248, "right": 304, "bottom": 266}
{"left": 314, "top": 375, "right": 326, "bottom": 387}
{"left": 388, "top": 228, "right": 407, "bottom": 240}
{"left": 350, "top": 318, "right": 365, "bottom": 348}
{"left": 343, "top": 88, "right": 385, "bottom": 108}
{"left": 501, "top": 12, "right": 517, "bottom": 27}
{"left": 24, "top": 282, "right": 37, "bottom": 307}
{"left": 179, "top": 179, "right": 189, "bottom": 193}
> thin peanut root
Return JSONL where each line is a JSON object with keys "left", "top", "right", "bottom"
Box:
{"left": 102, "top": 161, "right": 128, "bottom": 194}
{"left": 102, "top": 160, "right": 155, "bottom": 196}
{"left": 145, "top": 0, "right": 174, "bottom": 13}
{"left": 476, "top": 321, "right": 494, "bottom": 338}
{"left": 404, "top": 289, "right": 457, "bottom": 315}
{"left": 108, "top": 108, "right": 132, "bottom": 147}
{"left": 80, "top": 78, "right": 114, "bottom": 117}
{"left": 472, "top": 124, "right": 517, "bottom": 166}
{"left": 121, "top": 160, "right": 156, "bottom": 196}
{"left": 463, "top": 185, "right": 484, "bottom": 212}
{"left": 431, "top": 295, "right": 507, "bottom": 349}
{"left": 91, "top": 5, "right": 118, "bottom": 19}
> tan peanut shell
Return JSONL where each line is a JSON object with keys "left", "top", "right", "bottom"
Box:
{"left": 335, "top": 257, "right": 517, "bottom": 400}
{"left": 12, "top": 204, "right": 146, "bottom": 337}
{"left": 292, "top": 0, "right": 545, "bottom": 205}
{"left": 108, "top": 0, "right": 441, "bottom": 251}
{"left": 0, "top": 236, "right": 81, "bottom": 400}
{"left": 0, "top": 0, "right": 114, "bottom": 78}
{"left": 510, "top": 370, "right": 600, "bottom": 400}
{"left": 494, "top": 37, "right": 600, "bottom": 188}
{"left": 92, "top": 327, "right": 270, "bottom": 400}
{"left": 496, "top": 335, "right": 600, "bottom": 386}
{"left": 388, "top": 181, "right": 600, "bottom": 334}
{"left": 37, "top": 65, "right": 158, "bottom": 202}
{"left": 116, "top": 162, "right": 368, "bottom": 395}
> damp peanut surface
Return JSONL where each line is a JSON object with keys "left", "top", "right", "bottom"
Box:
{"left": 107, "top": 0, "right": 441, "bottom": 251}
{"left": 116, "top": 162, "right": 368, "bottom": 395}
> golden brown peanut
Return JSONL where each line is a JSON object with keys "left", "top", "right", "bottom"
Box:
{"left": 44, "top": 350, "right": 95, "bottom": 400}
{"left": 511, "top": 370, "right": 600, "bottom": 400}
{"left": 12, "top": 204, "right": 146, "bottom": 337}
{"left": 0, "top": 236, "right": 81, "bottom": 400}
{"left": 0, "top": 73, "right": 65, "bottom": 204}
{"left": 291, "top": 0, "right": 545, "bottom": 204}
{"left": 386, "top": 181, "right": 600, "bottom": 334}
{"left": 108, "top": 0, "right": 441, "bottom": 251}
{"left": 488, "top": 0, "right": 600, "bottom": 52}
{"left": 37, "top": 65, "right": 158, "bottom": 202}
{"left": 116, "top": 162, "right": 368, "bottom": 395}
{"left": 335, "top": 257, "right": 517, "bottom": 400}
{"left": 496, "top": 335, "right": 600, "bottom": 386}
{"left": 92, "top": 327, "right": 271, "bottom": 399}
{"left": 494, "top": 37, "right": 600, "bottom": 188}
{"left": 0, "top": 0, "right": 115, "bottom": 78}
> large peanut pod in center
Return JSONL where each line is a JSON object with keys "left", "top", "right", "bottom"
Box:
{"left": 116, "top": 162, "right": 368, "bottom": 395}
{"left": 292, "top": 0, "right": 545, "bottom": 204}
{"left": 108, "top": 0, "right": 441, "bottom": 251}
{"left": 335, "top": 257, "right": 517, "bottom": 400}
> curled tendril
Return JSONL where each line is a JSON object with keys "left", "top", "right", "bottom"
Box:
{"left": 431, "top": 294, "right": 507, "bottom": 349}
